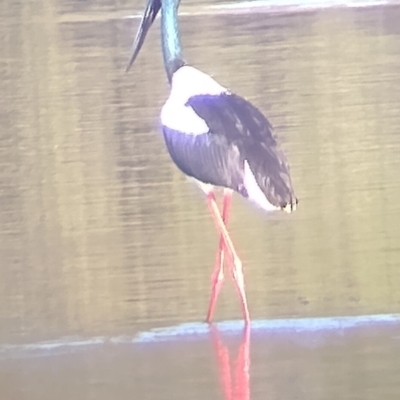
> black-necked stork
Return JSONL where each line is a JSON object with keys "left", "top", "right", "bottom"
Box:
{"left": 126, "top": 0, "right": 298, "bottom": 324}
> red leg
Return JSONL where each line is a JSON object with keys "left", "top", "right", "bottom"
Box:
{"left": 206, "top": 190, "right": 232, "bottom": 323}
{"left": 206, "top": 192, "right": 250, "bottom": 324}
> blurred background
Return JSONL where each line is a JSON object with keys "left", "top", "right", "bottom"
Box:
{"left": 1, "top": 0, "right": 400, "bottom": 399}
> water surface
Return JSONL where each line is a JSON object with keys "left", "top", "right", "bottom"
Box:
{"left": 1, "top": 1, "right": 400, "bottom": 399}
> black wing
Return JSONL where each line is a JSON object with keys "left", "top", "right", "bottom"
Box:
{"left": 162, "top": 124, "right": 245, "bottom": 193}
{"left": 186, "top": 93, "right": 297, "bottom": 209}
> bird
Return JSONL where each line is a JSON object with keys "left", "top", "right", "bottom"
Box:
{"left": 126, "top": 0, "right": 298, "bottom": 324}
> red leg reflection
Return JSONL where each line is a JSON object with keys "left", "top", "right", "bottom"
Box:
{"left": 233, "top": 325, "right": 250, "bottom": 400}
{"left": 210, "top": 324, "right": 251, "bottom": 400}
{"left": 207, "top": 190, "right": 232, "bottom": 323}
{"left": 206, "top": 192, "right": 250, "bottom": 323}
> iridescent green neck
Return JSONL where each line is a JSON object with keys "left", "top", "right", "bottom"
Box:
{"left": 161, "top": 0, "right": 185, "bottom": 83}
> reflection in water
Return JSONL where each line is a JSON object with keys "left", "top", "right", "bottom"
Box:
{"left": 211, "top": 324, "right": 251, "bottom": 400}
{"left": 1, "top": 314, "right": 400, "bottom": 399}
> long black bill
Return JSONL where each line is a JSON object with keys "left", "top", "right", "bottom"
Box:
{"left": 126, "top": 0, "right": 162, "bottom": 72}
